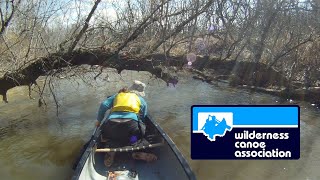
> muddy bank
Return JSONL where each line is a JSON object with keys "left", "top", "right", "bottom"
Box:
{"left": 168, "top": 55, "right": 320, "bottom": 105}
{"left": 145, "top": 54, "right": 320, "bottom": 105}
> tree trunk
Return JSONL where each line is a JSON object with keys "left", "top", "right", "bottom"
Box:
{"left": 0, "top": 50, "right": 182, "bottom": 102}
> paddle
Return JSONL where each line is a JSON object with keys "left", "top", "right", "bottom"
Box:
{"left": 72, "top": 126, "right": 98, "bottom": 170}
{"left": 95, "top": 140, "right": 165, "bottom": 152}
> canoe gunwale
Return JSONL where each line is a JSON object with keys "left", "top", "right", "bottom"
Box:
{"left": 72, "top": 130, "right": 100, "bottom": 180}
{"left": 72, "top": 115, "right": 196, "bottom": 180}
{"left": 146, "top": 114, "right": 196, "bottom": 180}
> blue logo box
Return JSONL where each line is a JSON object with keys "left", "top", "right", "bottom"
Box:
{"left": 191, "top": 105, "right": 300, "bottom": 159}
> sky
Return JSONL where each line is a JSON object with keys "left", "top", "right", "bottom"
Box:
{"left": 45, "top": 0, "right": 121, "bottom": 28}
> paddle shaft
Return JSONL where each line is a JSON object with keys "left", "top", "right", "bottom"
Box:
{"left": 95, "top": 142, "right": 164, "bottom": 152}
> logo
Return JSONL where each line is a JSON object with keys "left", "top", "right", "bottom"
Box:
{"left": 191, "top": 105, "right": 300, "bottom": 160}
{"left": 194, "top": 113, "right": 233, "bottom": 141}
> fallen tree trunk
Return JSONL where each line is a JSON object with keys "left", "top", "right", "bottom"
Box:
{"left": 0, "top": 49, "right": 182, "bottom": 102}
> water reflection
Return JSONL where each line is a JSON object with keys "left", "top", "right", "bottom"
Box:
{"left": 0, "top": 69, "right": 319, "bottom": 180}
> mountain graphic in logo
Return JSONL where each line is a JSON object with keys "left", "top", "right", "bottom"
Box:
{"left": 196, "top": 113, "right": 233, "bottom": 141}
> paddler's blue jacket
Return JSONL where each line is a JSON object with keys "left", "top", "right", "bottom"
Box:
{"left": 97, "top": 93, "right": 147, "bottom": 123}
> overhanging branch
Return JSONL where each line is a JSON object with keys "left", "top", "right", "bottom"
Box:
{"left": 0, "top": 49, "right": 181, "bottom": 102}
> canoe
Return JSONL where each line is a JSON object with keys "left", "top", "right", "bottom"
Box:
{"left": 72, "top": 115, "right": 196, "bottom": 180}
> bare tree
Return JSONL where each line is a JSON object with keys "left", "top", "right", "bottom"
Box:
{"left": 1, "top": 0, "right": 320, "bottom": 104}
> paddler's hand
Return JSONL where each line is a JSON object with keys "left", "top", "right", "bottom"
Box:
{"left": 95, "top": 121, "right": 101, "bottom": 127}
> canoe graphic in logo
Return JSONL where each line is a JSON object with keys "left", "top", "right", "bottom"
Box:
{"left": 195, "top": 113, "right": 233, "bottom": 141}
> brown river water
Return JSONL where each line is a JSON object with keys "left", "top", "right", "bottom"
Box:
{"left": 0, "top": 67, "right": 320, "bottom": 180}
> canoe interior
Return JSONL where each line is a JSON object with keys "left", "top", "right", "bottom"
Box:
{"left": 73, "top": 115, "right": 196, "bottom": 180}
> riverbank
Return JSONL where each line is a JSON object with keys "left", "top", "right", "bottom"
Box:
{"left": 178, "top": 55, "right": 320, "bottom": 106}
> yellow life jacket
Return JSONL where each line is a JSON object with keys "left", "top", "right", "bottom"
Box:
{"left": 111, "top": 92, "right": 141, "bottom": 114}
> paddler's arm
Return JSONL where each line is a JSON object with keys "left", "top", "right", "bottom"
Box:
{"left": 96, "top": 94, "right": 116, "bottom": 126}
{"left": 139, "top": 97, "right": 147, "bottom": 122}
